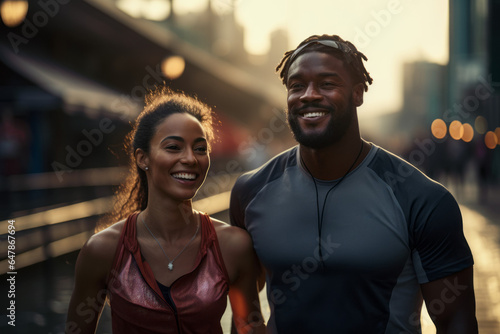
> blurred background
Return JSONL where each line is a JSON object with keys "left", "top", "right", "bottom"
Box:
{"left": 0, "top": 0, "right": 499, "bottom": 333}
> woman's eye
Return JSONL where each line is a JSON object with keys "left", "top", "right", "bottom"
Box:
{"left": 195, "top": 146, "right": 208, "bottom": 153}
{"left": 165, "top": 145, "right": 180, "bottom": 150}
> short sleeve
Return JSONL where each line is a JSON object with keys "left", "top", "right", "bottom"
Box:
{"left": 229, "top": 176, "right": 246, "bottom": 229}
{"left": 412, "top": 192, "right": 474, "bottom": 283}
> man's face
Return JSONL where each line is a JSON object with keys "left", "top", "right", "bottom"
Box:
{"left": 286, "top": 51, "right": 363, "bottom": 149}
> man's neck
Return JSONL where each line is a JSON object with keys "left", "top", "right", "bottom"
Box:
{"left": 299, "top": 137, "right": 368, "bottom": 180}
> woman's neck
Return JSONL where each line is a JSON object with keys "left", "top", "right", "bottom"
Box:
{"left": 141, "top": 197, "right": 198, "bottom": 242}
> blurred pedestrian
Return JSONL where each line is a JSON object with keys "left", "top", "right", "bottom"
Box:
{"left": 66, "top": 87, "right": 265, "bottom": 334}
{"left": 230, "top": 34, "right": 477, "bottom": 333}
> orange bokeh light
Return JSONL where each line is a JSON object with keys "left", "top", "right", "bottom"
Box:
{"left": 461, "top": 123, "right": 474, "bottom": 142}
{"left": 431, "top": 119, "right": 447, "bottom": 139}
{"left": 449, "top": 120, "right": 464, "bottom": 140}
{"left": 484, "top": 131, "right": 498, "bottom": 149}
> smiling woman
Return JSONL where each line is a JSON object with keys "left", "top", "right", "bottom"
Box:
{"left": 66, "top": 86, "right": 266, "bottom": 334}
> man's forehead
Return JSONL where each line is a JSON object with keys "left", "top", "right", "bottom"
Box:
{"left": 287, "top": 52, "right": 347, "bottom": 78}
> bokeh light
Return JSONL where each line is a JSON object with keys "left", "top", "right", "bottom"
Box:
{"left": 484, "top": 131, "right": 498, "bottom": 149}
{"left": 0, "top": 0, "right": 28, "bottom": 27}
{"left": 161, "top": 56, "right": 185, "bottom": 80}
{"left": 449, "top": 120, "right": 464, "bottom": 140}
{"left": 475, "top": 116, "right": 488, "bottom": 134}
{"left": 461, "top": 123, "right": 474, "bottom": 142}
{"left": 431, "top": 118, "right": 447, "bottom": 139}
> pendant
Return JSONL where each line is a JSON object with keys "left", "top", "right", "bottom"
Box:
{"left": 168, "top": 262, "right": 173, "bottom": 271}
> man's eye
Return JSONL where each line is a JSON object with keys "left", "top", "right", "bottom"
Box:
{"left": 288, "top": 82, "right": 304, "bottom": 90}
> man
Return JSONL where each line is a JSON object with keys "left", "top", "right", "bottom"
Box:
{"left": 229, "top": 34, "right": 478, "bottom": 333}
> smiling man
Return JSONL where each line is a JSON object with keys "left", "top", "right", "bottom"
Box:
{"left": 230, "top": 35, "right": 478, "bottom": 333}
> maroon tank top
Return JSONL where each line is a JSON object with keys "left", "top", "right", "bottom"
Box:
{"left": 107, "top": 212, "right": 230, "bottom": 333}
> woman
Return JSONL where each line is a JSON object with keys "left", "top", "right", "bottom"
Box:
{"left": 66, "top": 88, "right": 266, "bottom": 334}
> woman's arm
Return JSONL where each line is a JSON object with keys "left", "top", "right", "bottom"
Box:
{"left": 66, "top": 226, "right": 120, "bottom": 334}
{"left": 217, "top": 222, "right": 266, "bottom": 334}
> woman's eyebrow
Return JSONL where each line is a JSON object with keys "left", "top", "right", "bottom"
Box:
{"left": 160, "top": 136, "right": 207, "bottom": 144}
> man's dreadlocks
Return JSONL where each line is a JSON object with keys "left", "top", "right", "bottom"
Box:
{"left": 276, "top": 34, "right": 373, "bottom": 92}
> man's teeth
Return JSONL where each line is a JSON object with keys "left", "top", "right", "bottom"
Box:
{"left": 172, "top": 173, "right": 196, "bottom": 180}
{"left": 303, "top": 112, "right": 327, "bottom": 118}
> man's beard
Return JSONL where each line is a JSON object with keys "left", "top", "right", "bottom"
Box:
{"left": 287, "top": 97, "right": 355, "bottom": 149}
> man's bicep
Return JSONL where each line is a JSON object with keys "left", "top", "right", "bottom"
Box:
{"left": 414, "top": 192, "right": 473, "bottom": 282}
{"left": 420, "top": 266, "right": 478, "bottom": 333}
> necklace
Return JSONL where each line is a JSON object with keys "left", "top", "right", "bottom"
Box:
{"left": 301, "top": 141, "right": 365, "bottom": 271}
{"left": 140, "top": 213, "right": 199, "bottom": 271}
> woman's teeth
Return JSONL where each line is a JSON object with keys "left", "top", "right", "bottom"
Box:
{"left": 172, "top": 173, "right": 196, "bottom": 180}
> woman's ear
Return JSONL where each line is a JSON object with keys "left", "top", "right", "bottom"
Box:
{"left": 135, "top": 148, "right": 149, "bottom": 172}
{"left": 352, "top": 83, "right": 365, "bottom": 107}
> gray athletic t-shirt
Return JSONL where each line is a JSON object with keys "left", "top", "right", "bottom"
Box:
{"left": 230, "top": 144, "right": 473, "bottom": 333}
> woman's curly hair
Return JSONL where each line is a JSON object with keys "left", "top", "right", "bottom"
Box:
{"left": 96, "top": 86, "right": 215, "bottom": 231}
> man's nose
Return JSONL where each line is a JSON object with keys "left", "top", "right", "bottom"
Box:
{"left": 299, "top": 83, "right": 322, "bottom": 102}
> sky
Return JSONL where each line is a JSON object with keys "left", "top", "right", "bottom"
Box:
{"left": 118, "top": 0, "right": 450, "bottom": 119}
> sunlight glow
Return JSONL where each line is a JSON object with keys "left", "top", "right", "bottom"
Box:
{"left": 115, "top": 0, "right": 450, "bottom": 118}
{"left": 116, "top": 0, "right": 171, "bottom": 20}
{"left": 173, "top": 0, "right": 208, "bottom": 15}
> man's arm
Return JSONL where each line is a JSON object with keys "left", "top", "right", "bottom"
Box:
{"left": 420, "top": 266, "right": 478, "bottom": 334}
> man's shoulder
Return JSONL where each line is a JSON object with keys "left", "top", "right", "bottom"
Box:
{"left": 368, "top": 144, "right": 453, "bottom": 212}
{"left": 368, "top": 145, "right": 444, "bottom": 190}
{"left": 235, "top": 145, "right": 298, "bottom": 189}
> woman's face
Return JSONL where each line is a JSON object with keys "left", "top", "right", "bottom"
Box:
{"left": 144, "top": 112, "right": 210, "bottom": 202}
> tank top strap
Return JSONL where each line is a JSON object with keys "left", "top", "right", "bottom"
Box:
{"left": 107, "top": 212, "right": 139, "bottom": 285}
{"left": 199, "top": 213, "right": 230, "bottom": 283}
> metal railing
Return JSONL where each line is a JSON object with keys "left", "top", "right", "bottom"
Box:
{"left": 1, "top": 167, "right": 236, "bottom": 274}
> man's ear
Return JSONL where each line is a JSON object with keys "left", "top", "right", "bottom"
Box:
{"left": 135, "top": 148, "right": 149, "bottom": 171}
{"left": 352, "top": 83, "right": 365, "bottom": 107}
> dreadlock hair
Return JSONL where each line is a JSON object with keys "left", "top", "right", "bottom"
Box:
{"left": 276, "top": 34, "right": 373, "bottom": 92}
{"left": 95, "top": 86, "right": 215, "bottom": 232}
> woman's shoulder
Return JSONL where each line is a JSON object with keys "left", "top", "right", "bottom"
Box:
{"left": 73, "top": 218, "right": 128, "bottom": 286}
{"left": 209, "top": 216, "right": 253, "bottom": 255}
{"left": 81, "top": 219, "right": 127, "bottom": 263}
{"left": 208, "top": 215, "right": 258, "bottom": 283}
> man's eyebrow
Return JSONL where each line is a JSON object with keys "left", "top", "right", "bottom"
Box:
{"left": 287, "top": 72, "right": 342, "bottom": 83}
